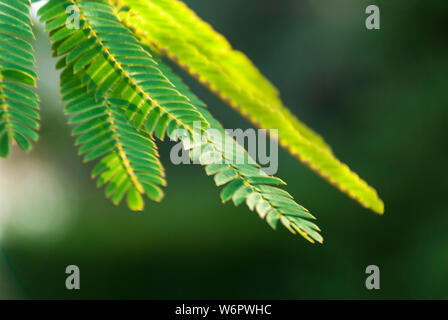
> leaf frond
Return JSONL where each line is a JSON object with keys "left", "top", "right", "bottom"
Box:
{"left": 152, "top": 50, "right": 323, "bottom": 243}
{"left": 0, "top": 0, "right": 39, "bottom": 157}
{"left": 38, "top": 0, "right": 169, "bottom": 210}
{"left": 39, "top": 0, "right": 322, "bottom": 241}
{"left": 39, "top": 0, "right": 209, "bottom": 143}
{"left": 60, "top": 64, "right": 166, "bottom": 210}
{"left": 195, "top": 106, "right": 323, "bottom": 244}
{"left": 115, "top": 0, "right": 384, "bottom": 214}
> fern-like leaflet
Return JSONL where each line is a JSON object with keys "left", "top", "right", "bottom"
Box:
{"left": 60, "top": 65, "right": 166, "bottom": 210}
{"left": 195, "top": 107, "right": 322, "bottom": 243}
{"left": 0, "top": 0, "right": 39, "bottom": 157}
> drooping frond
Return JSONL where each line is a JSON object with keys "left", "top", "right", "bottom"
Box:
{"left": 39, "top": 0, "right": 209, "bottom": 143}
{"left": 195, "top": 107, "right": 322, "bottom": 243}
{"left": 59, "top": 63, "right": 166, "bottom": 211}
{"left": 39, "top": 0, "right": 322, "bottom": 242}
{"left": 115, "top": 0, "right": 384, "bottom": 214}
{"left": 0, "top": 0, "right": 39, "bottom": 157}
{"left": 38, "top": 0, "right": 170, "bottom": 210}
{"left": 142, "top": 51, "right": 322, "bottom": 243}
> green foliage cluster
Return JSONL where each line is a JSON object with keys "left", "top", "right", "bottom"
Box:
{"left": 0, "top": 0, "right": 39, "bottom": 157}
{"left": 0, "top": 0, "right": 385, "bottom": 243}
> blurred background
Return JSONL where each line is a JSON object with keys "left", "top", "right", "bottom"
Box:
{"left": 0, "top": 0, "right": 447, "bottom": 299}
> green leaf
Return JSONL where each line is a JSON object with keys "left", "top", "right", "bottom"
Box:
{"left": 220, "top": 178, "right": 245, "bottom": 203}
{"left": 0, "top": 132, "right": 10, "bottom": 157}
{"left": 127, "top": 185, "right": 144, "bottom": 211}
{"left": 214, "top": 167, "right": 238, "bottom": 186}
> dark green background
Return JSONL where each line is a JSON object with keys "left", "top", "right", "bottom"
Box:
{"left": 0, "top": 0, "right": 447, "bottom": 299}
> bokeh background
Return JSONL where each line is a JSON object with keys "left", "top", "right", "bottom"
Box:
{"left": 0, "top": 0, "right": 447, "bottom": 299}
